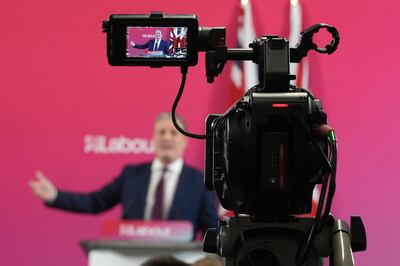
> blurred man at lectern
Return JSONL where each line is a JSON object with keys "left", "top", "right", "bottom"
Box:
{"left": 29, "top": 112, "right": 218, "bottom": 235}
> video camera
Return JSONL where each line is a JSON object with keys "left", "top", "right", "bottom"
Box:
{"left": 103, "top": 12, "right": 366, "bottom": 266}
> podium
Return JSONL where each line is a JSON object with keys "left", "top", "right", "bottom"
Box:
{"left": 80, "top": 240, "right": 205, "bottom": 266}
{"left": 80, "top": 220, "right": 206, "bottom": 266}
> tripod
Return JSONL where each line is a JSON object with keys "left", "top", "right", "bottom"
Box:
{"left": 203, "top": 215, "right": 366, "bottom": 266}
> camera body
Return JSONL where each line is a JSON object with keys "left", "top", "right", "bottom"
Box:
{"left": 103, "top": 13, "right": 368, "bottom": 265}
{"left": 103, "top": 13, "right": 334, "bottom": 216}
{"left": 103, "top": 12, "right": 338, "bottom": 216}
{"left": 205, "top": 90, "right": 327, "bottom": 216}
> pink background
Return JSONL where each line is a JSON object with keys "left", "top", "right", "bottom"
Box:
{"left": 1, "top": 0, "right": 399, "bottom": 265}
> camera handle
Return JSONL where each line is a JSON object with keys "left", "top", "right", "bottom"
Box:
{"left": 204, "top": 23, "right": 339, "bottom": 83}
{"left": 290, "top": 23, "right": 340, "bottom": 63}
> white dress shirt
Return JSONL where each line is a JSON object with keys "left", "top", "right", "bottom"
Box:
{"left": 144, "top": 158, "right": 183, "bottom": 220}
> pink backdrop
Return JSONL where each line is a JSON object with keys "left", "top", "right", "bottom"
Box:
{"left": 1, "top": 0, "right": 399, "bottom": 265}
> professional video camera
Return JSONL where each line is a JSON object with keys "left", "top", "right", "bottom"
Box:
{"left": 102, "top": 12, "right": 366, "bottom": 266}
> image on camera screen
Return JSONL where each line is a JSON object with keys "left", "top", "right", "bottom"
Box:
{"left": 126, "top": 26, "right": 188, "bottom": 59}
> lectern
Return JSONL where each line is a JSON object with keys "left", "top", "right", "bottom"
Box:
{"left": 80, "top": 240, "right": 205, "bottom": 266}
{"left": 80, "top": 220, "right": 206, "bottom": 266}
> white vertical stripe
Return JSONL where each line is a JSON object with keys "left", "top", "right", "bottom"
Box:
{"left": 230, "top": 63, "right": 243, "bottom": 88}
{"left": 302, "top": 57, "right": 310, "bottom": 89}
{"left": 289, "top": 0, "right": 302, "bottom": 46}
{"left": 241, "top": 0, "right": 258, "bottom": 90}
{"left": 289, "top": 0, "right": 302, "bottom": 86}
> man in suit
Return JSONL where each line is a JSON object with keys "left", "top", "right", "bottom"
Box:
{"left": 130, "top": 29, "right": 170, "bottom": 56}
{"left": 29, "top": 113, "right": 218, "bottom": 235}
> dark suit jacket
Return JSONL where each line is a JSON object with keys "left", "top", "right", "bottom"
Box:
{"left": 48, "top": 162, "right": 218, "bottom": 234}
{"left": 134, "top": 39, "right": 170, "bottom": 56}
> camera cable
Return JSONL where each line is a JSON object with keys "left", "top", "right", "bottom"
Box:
{"left": 171, "top": 66, "right": 212, "bottom": 139}
{"left": 296, "top": 121, "right": 337, "bottom": 265}
{"left": 171, "top": 68, "right": 255, "bottom": 264}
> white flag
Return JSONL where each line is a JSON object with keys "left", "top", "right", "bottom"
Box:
{"left": 229, "top": 0, "right": 258, "bottom": 103}
{"left": 289, "top": 0, "right": 310, "bottom": 89}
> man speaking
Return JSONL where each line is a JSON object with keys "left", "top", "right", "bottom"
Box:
{"left": 130, "top": 29, "right": 171, "bottom": 56}
{"left": 29, "top": 113, "right": 218, "bottom": 235}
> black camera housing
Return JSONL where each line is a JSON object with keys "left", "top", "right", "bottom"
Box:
{"left": 206, "top": 91, "right": 327, "bottom": 216}
{"left": 103, "top": 13, "right": 199, "bottom": 67}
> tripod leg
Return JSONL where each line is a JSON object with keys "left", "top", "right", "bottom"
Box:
{"left": 330, "top": 220, "right": 354, "bottom": 266}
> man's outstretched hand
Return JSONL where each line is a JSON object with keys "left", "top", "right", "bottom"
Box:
{"left": 29, "top": 171, "right": 57, "bottom": 202}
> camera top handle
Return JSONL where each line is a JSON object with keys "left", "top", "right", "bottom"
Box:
{"left": 290, "top": 23, "right": 340, "bottom": 63}
{"left": 203, "top": 23, "right": 340, "bottom": 84}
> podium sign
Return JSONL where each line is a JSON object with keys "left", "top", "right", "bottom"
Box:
{"left": 80, "top": 221, "right": 203, "bottom": 266}
{"left": 101, "top": 220, "right": 193, "bottom": 242}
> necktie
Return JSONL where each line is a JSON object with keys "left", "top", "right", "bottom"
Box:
{"left": 151, "top": 167, "right": 167, "bottom": 220}
{"left": 153, "top": 39, "right": 159, "bottom": 51}
{"left": 153, "top": 40, "right": 157, "bottom": 51}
